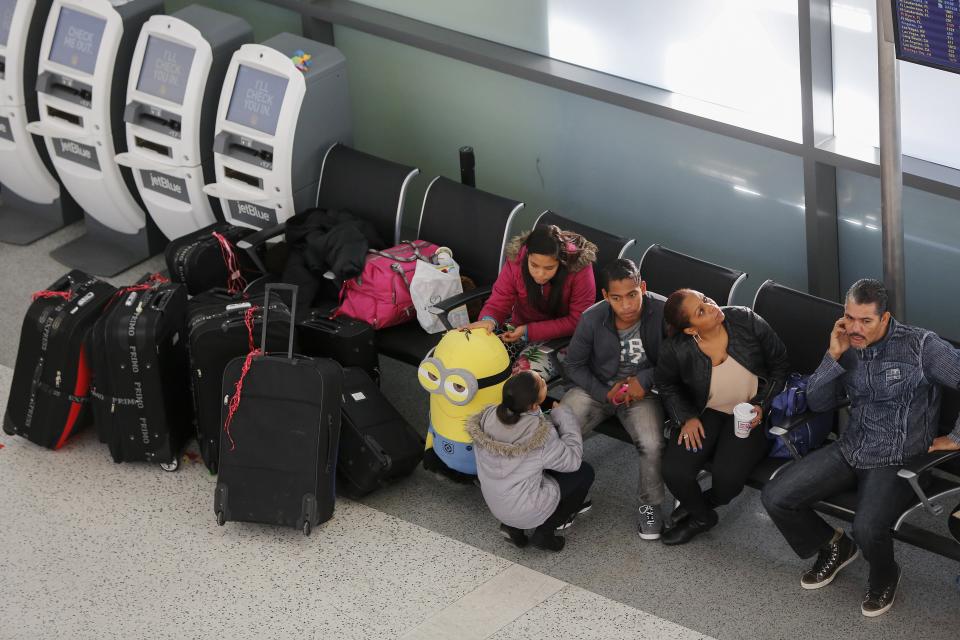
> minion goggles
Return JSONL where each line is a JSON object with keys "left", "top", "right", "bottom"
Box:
{"left": 418, "top": 347, "right": 512, "bottom": 406}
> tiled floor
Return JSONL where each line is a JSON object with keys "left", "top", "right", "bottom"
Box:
{"left": 0, "top": 362, "right": 709, "bottom": 640}
{"left": 2, "top": 223, "right": 959, "bottom": 639}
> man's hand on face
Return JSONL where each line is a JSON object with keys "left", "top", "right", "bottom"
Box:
{"left": 928, "top": 435, "right": 960, "bottom": 453}
{"left": 828, "top": 318, "right": 851, "bottom": 361}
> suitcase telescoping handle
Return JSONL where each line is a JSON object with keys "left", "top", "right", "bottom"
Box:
{"left": 261, "top": 284, "right": 298, "bottom": 359}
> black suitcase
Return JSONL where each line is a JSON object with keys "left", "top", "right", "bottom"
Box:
{"left": 338, "top": 367, "right": 424, "bottom": 497}
{"left": 164, "top": 223, "right": 260, "bottom": 296}
{"left": 88, "top": 283, "right": 193, "bottom": 470}
{"left": 88, "top": 273, "right": 173, "bottom": 444}
{"left": 186, "top": 289, "right": 293, "bottom": 473}
{"left": 214, "top": 284, "right": 342, "bottom": 535}
{"left": 4, "top": 271, "right": 117, "bottom": 448}
{"left": 297, "top": 310, "right": 379, "bottom": 383}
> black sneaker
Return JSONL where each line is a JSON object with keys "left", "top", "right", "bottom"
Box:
{"left": 499, "top": 524, "right": 528, "bottom": 549}
{"left": 555, "top": 500, "right": 592, "bottom": 532}
{"left": 801, "top": 532, "right": 860, "bottom": 590}
{"left": 861, "top": 565, "right": 901, "bottom": 617}
{"left": 660, "top": 510, "right": 717, "bottom": 546}
{"left": 531, "top": 530, "right": 566, "bottom": 552}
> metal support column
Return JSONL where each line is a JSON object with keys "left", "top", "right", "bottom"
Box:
{"left": 799, "top": 0, "right": 840, "bottom": 301}
{"left": 876, "top": 0, "right": 906, "bottom": 319}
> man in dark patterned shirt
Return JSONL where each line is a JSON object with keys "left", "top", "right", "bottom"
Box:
{"left": 762, "top": 279, "right": 960, "bottom": 617}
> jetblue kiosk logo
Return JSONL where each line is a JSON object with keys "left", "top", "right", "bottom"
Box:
{"left": 140, "top": 169, "right": 190, "bottom": 203}
{"left": 52, "top": 137, "right": 100, "bottom": 169}
{"left": 228, "top": 200, "right": 277, "bottom": 228}
{"left": 0, "top": 116, "right": 12, "bottom": 142}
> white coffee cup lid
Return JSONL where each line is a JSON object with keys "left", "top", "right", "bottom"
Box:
{"left": 733, "top": 402, "right": 755, "bottom": 419}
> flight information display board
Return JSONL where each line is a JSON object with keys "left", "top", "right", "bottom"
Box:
{"left": 893, "top": 0, "right": 960, "bottom": 73}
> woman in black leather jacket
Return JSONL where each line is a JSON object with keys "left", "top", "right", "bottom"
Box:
{"left": 655, "top": 289, "right": 789, "bottom": 545}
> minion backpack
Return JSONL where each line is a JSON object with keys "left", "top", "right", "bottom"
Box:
{"left": 418, "top": 329, "right": 511, "bottom": 475}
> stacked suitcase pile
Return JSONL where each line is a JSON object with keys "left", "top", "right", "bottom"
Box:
{"left": 3, "top": 223, "right": 424, "bottom": 536}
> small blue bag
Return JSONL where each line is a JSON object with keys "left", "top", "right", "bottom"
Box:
{"left": 766, "top": 373, "right": 834, "bottom": 458}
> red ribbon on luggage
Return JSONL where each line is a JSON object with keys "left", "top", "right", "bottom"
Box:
{"left": 212, "top": 231, "right": 247, "bottom": 295}
{"left": 222, "top": 305, "right": 262, "bottom": 451}
{"left": 31, "top": 290, "right": 71, "bottom": 302}
{"left": 111, "top": 272, "right": 170, "bottom": 299}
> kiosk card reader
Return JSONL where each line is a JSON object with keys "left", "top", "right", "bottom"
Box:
{"left": 28, "top": 0, "right": 164, "bottom": 276}
{"left": 205, "top": 33, "right": 351, "bottom": 230}
{"left": 0, "top": 0, "right": 83, "bottom": 245}
{"left": 116, "top": 6, "right": 253, "bottom": 241}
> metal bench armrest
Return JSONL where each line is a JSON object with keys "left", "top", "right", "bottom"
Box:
{"left": 427, "top": 285, "right": 493, "bottom": 330}
{"left": 897, "top": 450, "right": 960, "bottom": 517}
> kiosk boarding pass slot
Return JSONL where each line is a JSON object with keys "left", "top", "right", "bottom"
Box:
{"left": 0, "top": 0, "right": 83, "bottom": 245}
{"left": 206, "top": 33, "right": 352, "bottom": 231}
{"left": 116, "top": 6, "right": 253, "bottom": 240}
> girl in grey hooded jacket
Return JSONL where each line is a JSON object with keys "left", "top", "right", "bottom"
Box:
{"left": 466, "top": 371, "right": 595, "bottom": 551}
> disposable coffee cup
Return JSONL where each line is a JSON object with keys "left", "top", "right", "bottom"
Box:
{"left": 733, "top": 402, "right": 756, "bottom": 439}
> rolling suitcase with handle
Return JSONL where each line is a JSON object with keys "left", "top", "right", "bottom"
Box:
{"left": 186, "top": 289, "right": 292, "bottom": 473}
{"left": 4, "top": 271, "right": 117, "bottom": 448}
{"left": 214, "top": 284, "right": 342, "bottom": 535}
{"left": 338, "top": 367, "right": 424, "bottom": 497}
{"left": 88, "top": 282, "right": 193, "bottom": 470}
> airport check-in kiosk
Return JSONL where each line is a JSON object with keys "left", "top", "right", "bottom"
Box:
{"left": 204, "top": 33, "right": 351, "bottom": 230}
{"left": 0, "top": 0, "right": 83, "bottom": 244}
{"left": 27, "top": 0, "right": 163, "bottom": 276}
{"left": 115, "top": 6, "right": 253, "bottom": 241}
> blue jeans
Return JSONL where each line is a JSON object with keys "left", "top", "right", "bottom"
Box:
{"left": 761, "top": 443, "right": 917, "bottom": 585}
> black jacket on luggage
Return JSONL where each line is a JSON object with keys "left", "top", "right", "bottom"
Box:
{"left": 281, "top": 208, "right": 386, "bottom": 306}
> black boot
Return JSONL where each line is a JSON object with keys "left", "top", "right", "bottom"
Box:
{"left": 531, "top": 530, "right": 566, "bottom": 552}
{"left": 661, "top": 510, "right": 718, "bottom": 545}
{"left": 500, "top": 524, "right": 528, "bottom": 548}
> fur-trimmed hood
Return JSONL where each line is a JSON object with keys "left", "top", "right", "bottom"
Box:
{"left": 465, "top": 405, "right": 552, "bottom": 457}
{"left": 504, "top": 230, "right": 597, "bottom": 273}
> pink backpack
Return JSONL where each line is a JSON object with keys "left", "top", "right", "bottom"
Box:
{"left": 334, "top": 240, "right": 439, "bottom": 329}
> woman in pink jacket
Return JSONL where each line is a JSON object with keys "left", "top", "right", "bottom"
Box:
{"left": 466, "top": 225, "right": 597, "bottom": 364}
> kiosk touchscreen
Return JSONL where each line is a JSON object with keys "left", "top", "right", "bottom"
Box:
{"left": 0, "top": 0, "right": 82, "bottom": 245}
{"left": 116, "top": 6, "right": 252, "bottom": 240}
{"left": 27, "top": 0, "right": 164, "bottom": 276}
{"left": 205, "top": 33, "right": 351, "bottom": 230}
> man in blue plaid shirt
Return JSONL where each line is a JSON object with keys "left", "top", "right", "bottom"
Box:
{"left": 762, "top": 279, "right": 960, "bottom": 617}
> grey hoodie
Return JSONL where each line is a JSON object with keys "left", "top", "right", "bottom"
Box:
{"left": 465, "top": 404, "right": 584, "bottom": 530}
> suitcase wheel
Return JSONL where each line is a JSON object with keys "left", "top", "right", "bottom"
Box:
{"left": 216, "top": 511, "right": 226, "bottom": 526}
{"left": 160, "top": 458, "right": 180, "bottom": 473}
{"left": 303, "top": 520, "right": 312, "bottom": 537}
